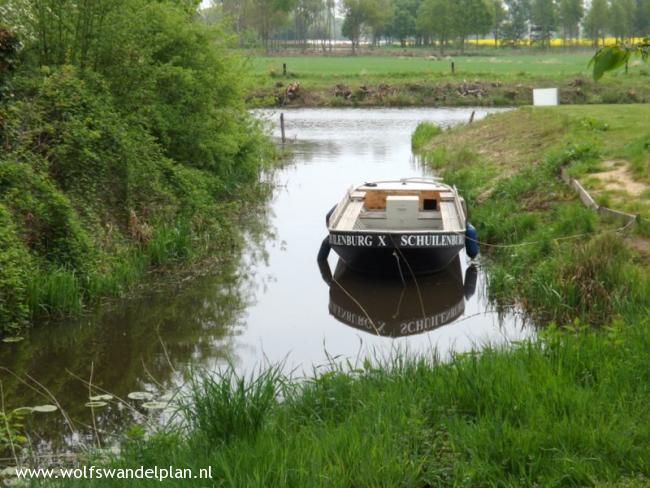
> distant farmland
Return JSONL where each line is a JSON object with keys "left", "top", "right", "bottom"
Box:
{"left": 251, "top": 53, "right": 645, "bottom": 78}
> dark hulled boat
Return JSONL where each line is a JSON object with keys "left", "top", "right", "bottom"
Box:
{"left": 325, "top": 178, "right": 478, "bottom": 276}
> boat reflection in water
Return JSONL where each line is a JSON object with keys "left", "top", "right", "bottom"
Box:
{"left": 319, "top": 256, "right": 478, "bottom": 337}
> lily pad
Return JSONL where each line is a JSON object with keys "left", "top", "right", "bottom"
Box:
{"left": 0, "top": 466, "right": 17, "bottom": 477}
{"left": 141, "top": 401, "right": 168, "bottom": 410}
{"left": 2, "top": 337, "right": 24, "bottom": 343}
{"left": 127, "top": 391, "right": 153, "bottom": 401}
{"left": 12, "top": 407, "right": 34, "bottom": 415}
{"left": 32, "top": 404, "right": 58, "bottom": 413}
{"left": 85, "top": 401, "right": 108, "bottom": 408}
{"left": 89, "top": 394, "right": 113, "bottom": 402}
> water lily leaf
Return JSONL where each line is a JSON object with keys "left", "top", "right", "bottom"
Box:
{"left": 2, "top": 337, "right": 24, "bottom": 343}
{"left": 12, "top": 407, "right": 33, "bottom": 415}
{"left": 127, "top": 392, "right": 153, "bottom": 401}
{"left": 141, "top": 401, "right": 167, "bottom": 410}
{"left": 85, "top": 401, "right": 108, "bottom": 408}
{"left": 89, "top": 394, "right": 113, "bottom": 402}
{"left": 32, "top": 405, "right": 58, "bottom": 413}
{"left": 0, "top": 466, "right": 17, "bottom": 476}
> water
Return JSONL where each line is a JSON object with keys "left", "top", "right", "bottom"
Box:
{"left": 0, "top": 107, "right": 534, "bottom": 456}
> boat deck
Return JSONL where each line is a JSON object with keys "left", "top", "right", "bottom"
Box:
{"left": 330, "top": 185, "right": 465, "bottom": 233}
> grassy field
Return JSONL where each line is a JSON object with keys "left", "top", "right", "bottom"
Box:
{"left": 253, "top": 53, "right": 600, "bottom": 77}
{"left": 247, "top": 52, "right": 650, "bottom": 107}
{"left": 46, "top": 105, "right": 650, "bottom": 487}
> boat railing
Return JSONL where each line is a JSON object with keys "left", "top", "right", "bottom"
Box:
{"left": 328, "top": 186, "right": 353, "bottom": 229}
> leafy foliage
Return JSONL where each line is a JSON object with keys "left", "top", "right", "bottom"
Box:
{"left": 590, "top": 38, "right": 650, "bottom": 79}
{"left": 0, "top": 0, "right": 273, "bottom": 333}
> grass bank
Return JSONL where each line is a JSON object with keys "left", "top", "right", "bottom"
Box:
{"left": 247, "top": 53, "right": 650, "bottom": 108}
{"left": 414, "top": 105, "right": 650, "bottom": 324}
{"left": 57, "top": 320, "right": 650, "bottom": 487}
{"left": 48, "top": 106, "right": 650, "bottom": 487}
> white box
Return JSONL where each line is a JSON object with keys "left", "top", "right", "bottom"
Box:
{"left": 533, "top": 88, "right": 559, "bottom": 106}
{"left": 386, "top": 195, "right": 419, "bottom": 228}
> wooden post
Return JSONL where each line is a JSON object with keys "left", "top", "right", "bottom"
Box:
{"left": 469, "top": 110, "right": 475, "bottom": 124}
{"left": 451, "top": 61, "right": 455, "bottom": 75}
{"left": 283, "top": 63, "right": 287, "bottom": 76}
{"left": 280, "top": 113, "right": 286, "bottom": 144}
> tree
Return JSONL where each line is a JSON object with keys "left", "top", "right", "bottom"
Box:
{"left": 391, "top": 4, "right": 416, "bottom": 46}
{"left": 635, "top": 0, "right": 650, "bottom": 36}
{"left": 502, "top": 0, "right": 531, "bottom": 45}
{"left": 491, "top": 0, "right": 507, "bottom": 46}
{"left": 341, "top": 0, "right": 367, "bottom": 53}
{"left": 609, "top": 0, "right": 636, "bottom": 42}
{"left": 364, "top": 0, "right": 393, "bottom": 45}
{"left": 583, "top": 0, "right": 609, "bottom": 46}
{"left": 531, "top": 0, "right": 557, "bottom": 47}
{"left": 248, "top": 0, "right": 298, "bottom": 52}
{"left": 295, "top": 0, "right": 324, "bottom": 48}
{"left": 558, "top": 0, "right": 582, "bottom": 45}
{"left": 468, "top": 0, "right": 494, "bottom": 42}
{"left": 416, "top": 0, "right": 454, "bottom": 53}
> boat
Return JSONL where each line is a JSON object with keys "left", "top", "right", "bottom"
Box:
{"left": 323, "top": 177, "right": 478, "bottom": 276}
{"left": 318, "top": 256, "right": 477, "bottom": 337}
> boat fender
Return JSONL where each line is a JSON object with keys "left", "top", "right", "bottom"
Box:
{"left": 465, "top": 222, "right": 479, "bottom": 259}
{"left": 317, "top": 236, "right": 331, "bottom": 263}
{"left": 317, "top": 237, "right": 333, "bottom": 285}
{"left": 325, "top": 205, "right": 336, "bottom": 227}
{"left": 463, "top": 264, "right": 478, "bottom": 300}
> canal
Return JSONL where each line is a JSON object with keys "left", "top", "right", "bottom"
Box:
{"left": 0, "top": 107, "right": 533, "bottom": 456}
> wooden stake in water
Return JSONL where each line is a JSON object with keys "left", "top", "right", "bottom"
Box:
{"left": 469, "top": 110, "right": 475, "bottom": 124}
{"left": 283, "top": 63, "right": 287, "bottom": 76}
{"left": 451, "top": 61, "right": 455, "bottom": 75}
{"left": 280, "top": 113, "right": 286, "bottom": 144}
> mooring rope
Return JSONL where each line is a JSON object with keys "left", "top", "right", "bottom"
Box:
{"left": 453, "top": 218, "right": 637, "bottom": 250}
{"left": 331, "top": 276, "right": 382, "bottom": 336}
{"left": 390, "top": 235, "right": 427, "bottom": 320}
{"left": 393, "top": 250, "right": 406, "bottom": 287}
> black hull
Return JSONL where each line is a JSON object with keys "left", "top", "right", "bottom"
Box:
{"left": 329, "top": 230, "right": 465, "bottom": 276}
{"left": 327, "top": 258, "right": 467, "bottom": 337}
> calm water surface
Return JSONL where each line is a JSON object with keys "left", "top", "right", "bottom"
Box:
{"left": 0, "top": 107, "right": 533, "bottom": 455}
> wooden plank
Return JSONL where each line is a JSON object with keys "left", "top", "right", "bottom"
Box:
{"left": 364, "top": 190, "right": 441, "bottom": 210}
{"left": 598, "top": 206, "right": 639, "bottom": 225}
{"left": 571, "top": 179, "right": 599, "bottom": 211}
{"left": 440, "top": 201, "right": 462, "bottom": 231}
{"left": 336, "top": 200, "right": 365, "bottom": 231}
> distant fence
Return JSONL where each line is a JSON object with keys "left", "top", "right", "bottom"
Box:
{"left": 560, "top": 167, "right": 641, "bottom": 226}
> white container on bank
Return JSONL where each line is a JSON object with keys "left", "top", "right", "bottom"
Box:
{"left": 533, "top": 88, "right": 559, "bottom": 106}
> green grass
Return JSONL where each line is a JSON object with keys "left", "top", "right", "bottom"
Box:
{"left": 411, "top": 122, "right": 443, "bottom": 152}
{"left": 58, "top": 317, "right": 650, "bottom": 487}
{"left": 413, "top": 105, "right": 650, "bottom": 323}
{"left": 247, "top": 53, "right": 650, "bottom": 108}
{"left": 253, "top": 53, "right": 600, "bottom": 78}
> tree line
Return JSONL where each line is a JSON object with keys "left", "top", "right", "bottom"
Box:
{"left": 207, "top": 0, "right": 650, "bottom": 52}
